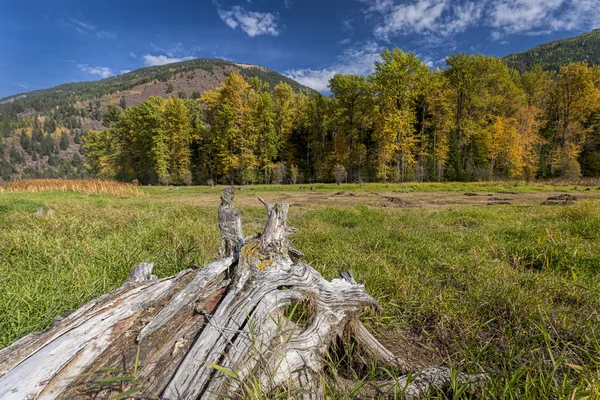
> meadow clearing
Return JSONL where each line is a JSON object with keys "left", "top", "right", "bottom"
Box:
{"left": 1, "top": 180, "right": 599, "bottom": 398}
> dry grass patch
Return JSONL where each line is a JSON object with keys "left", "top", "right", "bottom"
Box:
{"left": 2, "top": 179, "right": 143, "bottom": 196}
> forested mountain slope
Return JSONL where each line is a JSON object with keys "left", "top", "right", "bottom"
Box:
{"left": 504, "top": 29, "right": 600, "bottom": 73}
{"left": 0, "top": 59, "right": 312, "bottom": 180}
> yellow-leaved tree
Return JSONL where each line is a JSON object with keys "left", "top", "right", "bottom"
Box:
{"left": 372, "top": 49, "right": 429, "bottom": 181}
{"left": 554, "top": 62, "right": 600, "bottom": 177}
{"left": 163, "top": 97, "right": 192, "bottom": 184}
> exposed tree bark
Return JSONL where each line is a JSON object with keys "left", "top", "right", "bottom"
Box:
{"left": 0, "top": 189, "right": 482, "bottom": 399}
{"left": 218, "top": 187, "right": 243, "bottom": 258}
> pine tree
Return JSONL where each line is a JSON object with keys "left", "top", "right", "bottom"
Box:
{"left": 59, "top": 132, "right": 70, "bottom": 151}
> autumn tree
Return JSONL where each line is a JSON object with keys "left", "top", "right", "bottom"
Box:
{"left": 273, "top": 82, "right": 296, "bottom": 163}
{"left": 329, "top": 74, "right": 372, "bottom": 182}
{"left": 372, "top": 49, "right": 429, "bottom": 181}
{"left": 553, "top": 62, "right": 600, "bottom": 177}
{"left": 445, "top": 54, "right": 524, "bottom": 180}
{"left": 247, "top": 77, "right": 276, "bottom": 183}
{"left": 80, "top": 50, "right": 600, "bottom": 184}
{"left": 199, "top": 73, "right": 251, "bottom": 184}
{"left": 82, "top": 129, "right": 119, "bottom": 178}
{"left": 164, "top": 96, "right": 192, "bottom": 184}
{"left": 416, "top": 69, "right": 454, "bottom": 181}
{"left": 516, "top": 106, "right": 543, "bottom": 180}
{"left": 133, "top": 97, "right": 168, "bottom": 184}
{"left": 300, "top": 94, "right": 334, "bottom": 181}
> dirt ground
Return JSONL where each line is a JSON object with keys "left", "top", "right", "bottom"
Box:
{"left": 161, "top": 188, "right": 600, "bottom": 209}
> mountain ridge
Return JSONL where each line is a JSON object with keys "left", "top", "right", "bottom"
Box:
{"left": 0, "top": 58, "right": 312, "bottom": 112}
{"left": 503, "top": 29, "right": 600, "bottom": 73}
{"left": 0, "top": 58, "right": 314, "bottom": 181}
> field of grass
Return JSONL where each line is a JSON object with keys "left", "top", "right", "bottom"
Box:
{"left": 1, "top": 182, "right": 599, "bottom": 398}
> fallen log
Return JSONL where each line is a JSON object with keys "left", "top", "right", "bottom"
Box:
{"left": 0, "top": 189, "right": 482, "bottom": 399}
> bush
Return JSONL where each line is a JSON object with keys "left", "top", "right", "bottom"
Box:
{"left": 289, "top": 164, "right": 299, "bottom": 185}
{"left": 561, "top": 157, "right": 582, "bottom": 179}
{"left": 181, "top": 170, "right": 193, "bottom": 186}
{"left": 158, "top": 175, "right": 170, "bottom": 186}
{"left": 333, "top": 164, "right": 347, "bottom": 186}
{"left": 272, "top": 162, "right": 287, "bottom": 184}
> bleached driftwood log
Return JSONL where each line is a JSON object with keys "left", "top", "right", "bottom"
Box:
{"left": 0, "top": 189, "right": 482, "bottom": 399}
{"left": 218, "top": 187, "right": 244, "bottom": 258}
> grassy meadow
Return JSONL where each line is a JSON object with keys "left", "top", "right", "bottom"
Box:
{"left": 1, "top": 181, "right": 600, "bottom": 398}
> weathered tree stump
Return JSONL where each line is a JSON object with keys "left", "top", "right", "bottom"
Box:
{"left": 0, "top": 189, "right": 481, "bottom": 399}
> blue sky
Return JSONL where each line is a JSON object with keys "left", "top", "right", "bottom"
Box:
{"left": 1, "top": 0, "right": 599, "bottom": 97}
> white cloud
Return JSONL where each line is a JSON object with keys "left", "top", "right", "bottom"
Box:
{"left": 59, "top": 15, "right": 118, "bottom": 39}
{"left": 361, "top": 0, "right": 600, "bottom": 41}
{"left": 119, "top": 70, "right": 131, "bottom": 74}
{"left": 212, "top": 52, "right": 234, "bottom": 61}
{"left": 285, "top": 41, "right": 383, "bottom": 92}
{"left": 150, "top": 42, "right": 188, "bottom": 57}
{"left": 216, "top": 6, "right": 280, "bottom": 37}
{"left": 129, "top": 52, "right": 136, "bottom": 58}
{"left": 554, "top": 0, "right": 600, "bottom": 31}
{"left": 284, "top": 69, "right": 333, "bottom": 93}
{"left": 373, "top": 0, "right": 448, "bottom": 39}
{"left": 142, "top": 42, "right": 199, "bottom": 66}
{"left": 492, "top": 0, "right": 600, "bottom": 34}
{"left": 490, "top": 0, "right": 564, "bottom": 34}
{"left": 284, "top": 0, "right": 293, "bottom": 9}
{"left": 364, "top": 0, "right": 484, "bottom": 40}
{"left": 440, "top": 2, "right": 483, "bottom": 36}
{"left": 70, "top": 18, "right": 95, "bottom": 32}
{"left": 361, "top": 0, "right": 395, "bottom": 13}
{"left": 59, "top": 18, "right": 92, "bottom": 35}
{"left": 490, "top": 31, "right": 503, "bottom": 41}
{"left": 342, "top": 18, "right": 354, "bottom": 32}
{"left": 142, "top": 54, "right": 195, "bottom": 66}
{"left": 77, "top": 64, "right": 115, "bottom": 79}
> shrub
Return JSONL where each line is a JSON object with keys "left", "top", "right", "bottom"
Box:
{"left": 333, "top": 164, "right": 347, "bottom": 186}
{"left": 272, "top": 162, "right": 287, "bottom": 184}
{"left": 290, "top": 164, "right": 299, "bottom": 185}
{"left": 181, "top": 170, "right": 193, "bottom": 186}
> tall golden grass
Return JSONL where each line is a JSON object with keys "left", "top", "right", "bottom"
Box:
{"left": 1, "top": 179, "right": 144, "bottom": 196}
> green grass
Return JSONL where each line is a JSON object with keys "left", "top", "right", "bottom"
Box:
{"left": 1, "top": 183, "right": 599, "bottom": 398}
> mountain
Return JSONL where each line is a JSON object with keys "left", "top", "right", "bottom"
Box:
{"left": 503, "top": 29, "right": 600, "bottom": 73}
{"left": 0, "top": 59, "right": 313, "bottom": 181}
{"left": 0, "top": 59, "right": 311, "bottom": 120}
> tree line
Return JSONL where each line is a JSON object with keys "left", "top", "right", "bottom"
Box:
{"left": 83, "top": 49, "right": 600, "bottom": 185}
